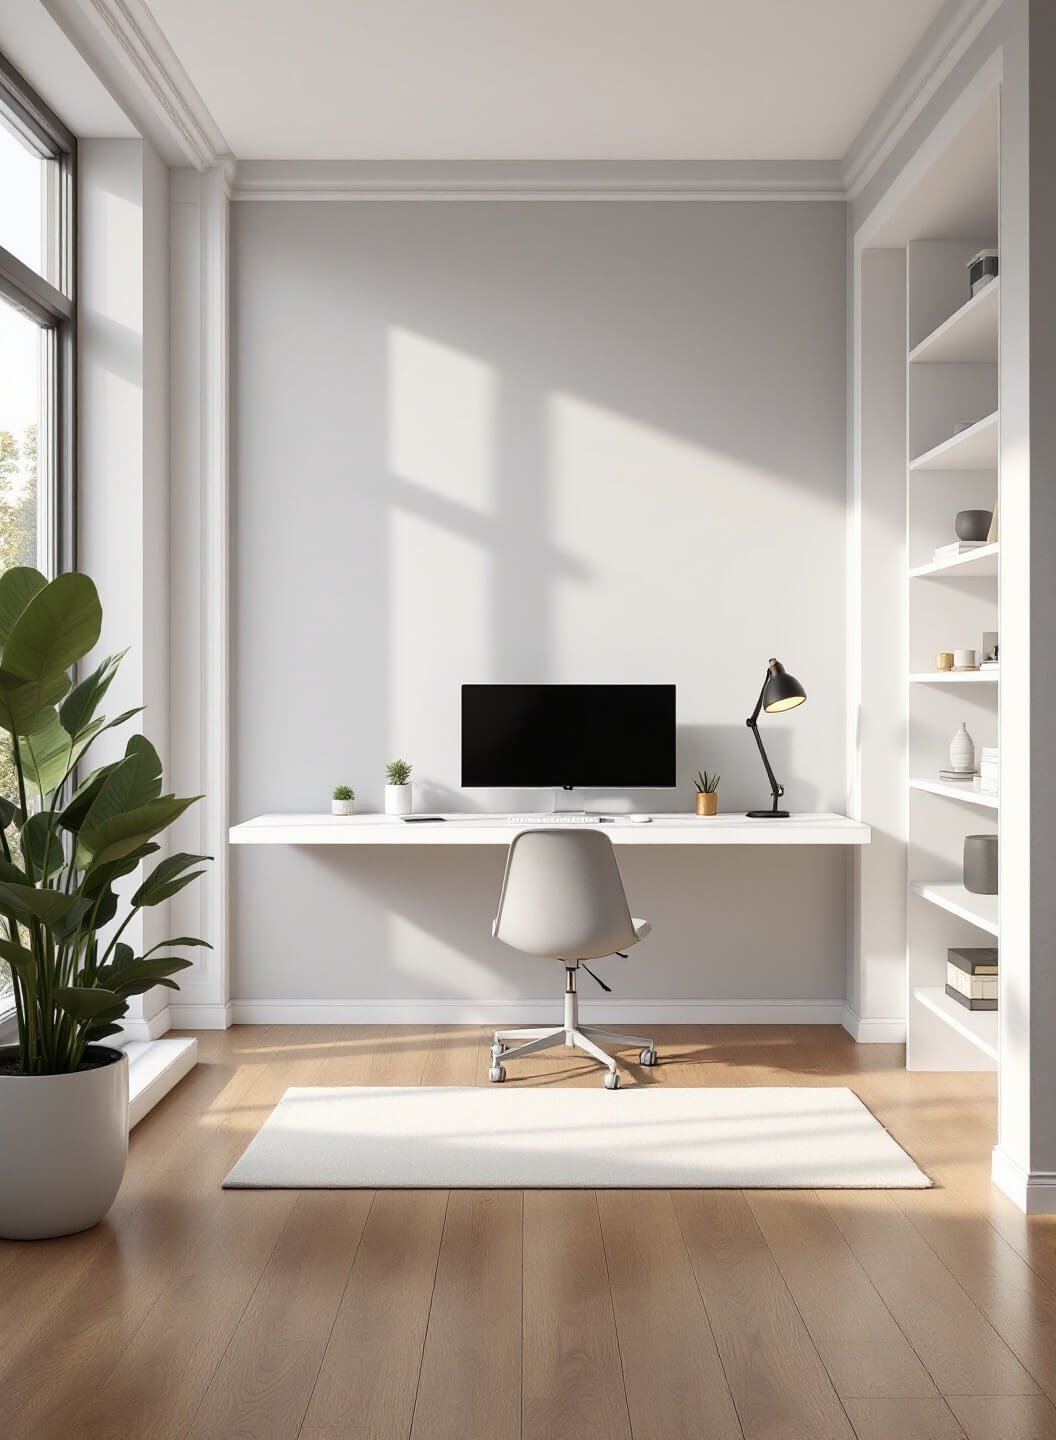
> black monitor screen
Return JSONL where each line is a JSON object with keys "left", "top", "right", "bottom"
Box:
{"left": 461, "top": 684, "right": 676, "bottom": 788}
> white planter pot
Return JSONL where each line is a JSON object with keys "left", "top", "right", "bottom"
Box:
{"left": 385, "top": 783, "right": 412, "bottom": 816}
{"left": 0, "top": 1045, "right": 129, "bottom": 1239}
{"left": 331, "top": 798, "right": 354, "bottom": 815}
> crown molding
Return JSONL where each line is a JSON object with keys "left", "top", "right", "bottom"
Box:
{"left": 842, "top": 0, "right": 1003, "bottom": 201}
{"left": 230, "top": 158, "right": 845, "bottom": 202}
{"left": 45, "top": 0, "right": 229, "bottom": 168}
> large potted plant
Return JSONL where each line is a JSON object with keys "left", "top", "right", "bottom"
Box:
{"left": 0, "top": 567, "right": 208, "bottom": 1240}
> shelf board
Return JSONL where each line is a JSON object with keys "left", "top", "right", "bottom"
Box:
{"left": 909, "top": 668, "right": 998, "bottom": 684}
{"left": 908, "top": 279, "right": 999, "bottom": 364}
{"left": 909, "top": 542, "right": 998, "bottom": 578}
{"left": 909, "top": 410, "right": 999, "bottom": 471}
{"left": 910, "top": 881, "right": 998, "bottom": 936}
{"left": 913, "top": 986, "right": 998, "bottom": 1062}
{"left": 909, "top": 779, "right": 998, "bottom": 809}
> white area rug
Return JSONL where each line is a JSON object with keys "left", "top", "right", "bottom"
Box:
{"left": 223, "top": 1086, "right": 930, "bottom": 1190}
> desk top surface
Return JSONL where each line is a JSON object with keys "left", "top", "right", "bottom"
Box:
{"left": 229, "top": 812, "right": 870, "bottom": 846}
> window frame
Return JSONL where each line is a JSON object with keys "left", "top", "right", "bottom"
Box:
{"left": 0, "top": 48, "right": 76, "bottom": 575}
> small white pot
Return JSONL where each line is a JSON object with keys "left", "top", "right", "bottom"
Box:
{"left": 331, "top": 798, "right": 354, "bottom": 815}
{"left": 385, "top": 783, "right": 412, "bottom": 816}
{"left": 0, "top": 1045, "right": 129, "bottom": 1239}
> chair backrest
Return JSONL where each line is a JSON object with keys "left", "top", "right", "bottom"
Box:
{"left": 493, "top": 828, "right": 639, "bottom": 960}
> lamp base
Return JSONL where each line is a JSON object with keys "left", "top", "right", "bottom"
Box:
{"left": 746, "top": 809, "right": 791, "bottom": 819}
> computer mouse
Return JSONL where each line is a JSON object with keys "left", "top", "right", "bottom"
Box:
{"left": 629, "top": 814, "right": 653, "bottom": 823}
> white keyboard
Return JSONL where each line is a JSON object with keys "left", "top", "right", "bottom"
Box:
{"left": 506, "top": 814, "right": 601, "bottom": 825}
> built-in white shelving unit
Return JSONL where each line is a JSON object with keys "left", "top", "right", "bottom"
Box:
{"left": 908, "top": 278, "right": 999, "bottom": 364}
{"left": 908, "top": 778, "right": 998, "bottom": 808}
{"left": 913, "top": 986, "right": 998, "bottom": 1062}
{"left": 908, "top": 669, "right": 998, "bottom": 684}
{"left": 909, "top": 541, "right": 999, "bottom": 578}
{"left": 899, "top": 119, "right": 1000, "bottom": 1072}
{"left": 909, "top": 409, "right": 999, "bottom": 471}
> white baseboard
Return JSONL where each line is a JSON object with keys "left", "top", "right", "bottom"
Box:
{"left": 120, "top": 1037, "right": 198, "bottom": 1127}
{"left": 840, "top": 1005, "right": 907, "bottom": 1043}
{"left": 991, "top": 1147, "right": 1056, "bottom": 1215}
{"left": 169, "top": 1001, "right": 234, "bottom": 1030}
{"left": 228, "top": 997, "right": 849, "bottom": 1027}
{"left": 117, "top": 1005, "right": 172, "bottom": 1041}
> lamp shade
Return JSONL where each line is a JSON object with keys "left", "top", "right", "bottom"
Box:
{"left": 761, "top": 658, "right": 806, "bottom": 714}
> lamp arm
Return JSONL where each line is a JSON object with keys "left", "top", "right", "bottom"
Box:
{"left": 747, "top": 718, "right": 784, "bottom": 804}
{"left": 747, "top": 673, "right": 768, "bottom": 728}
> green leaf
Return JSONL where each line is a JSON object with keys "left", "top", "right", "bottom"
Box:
{"left": 74, "top": 736, "right": 166, "bottom": 860}
{"left": 76, "top": 794, "right": 199, "bottom": 871}
{"left": 0, "top": 567, "right": 47, "bottom": 654}
{"left": 19, "top": 708, "right": 98, "bottom": 796}
{"left": 0, "top": 677, "right": 70, "bottom": 738}
{"left": 82, "top": 1021, "right": 124, "bottom": 1044}
{"left": 142, "top": 936, "right": 212, "bottom": 957}
{"left": 59, "top": 650, "right": 126, "bottom": 738}
{"left": 132, "top": 852, "right": 211, "bottom": 908}
{"left": 59, "top": 761, "right": 122, "bottom": 833}
{"left": 2, "top": 573, "right": 102, "bottom": 684}
{"left": 0, "top": 881, "right": 82, "bottom": 926}
{"left": 20, "top": 811, "right": 66, "bottom": 879}
{"left": 54, "top": 986, "right": 125, "bottom": 1023}
{"left": 0, "top": 795, "right": 21, "bottom": 830}
{"left": 0, "top": 936, "right": 35, "bottom": 977}
{"left": 81, "top": 842, "right": 160, "bottom": 899}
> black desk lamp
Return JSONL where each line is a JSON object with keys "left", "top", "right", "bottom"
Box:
{"left": 746, "top": 657, "right": 806, "bottom": 818}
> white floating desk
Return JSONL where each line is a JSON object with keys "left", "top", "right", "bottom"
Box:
{"left": 229, "top": 812, "right": 870, "bottom": 847}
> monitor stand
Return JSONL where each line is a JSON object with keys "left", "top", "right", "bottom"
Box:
{"left": 552, "top": 786, "right": 587, "bottom": 816}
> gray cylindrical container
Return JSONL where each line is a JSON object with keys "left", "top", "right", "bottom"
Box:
{"left": 963, "top": 834, "right": 998, "bottom": 894}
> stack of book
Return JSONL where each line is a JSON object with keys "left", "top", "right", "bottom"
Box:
{"left": 946, "top": 947, "right": 998, "bottom": 1011}
{"left": 938, "top": 768, "right": 976, "bottom": 784}
{"left": 932, "top": 540, "right": 988, "bottom": 562}
{"left": 975, "top": 747, "right": 999, "bottom": 796}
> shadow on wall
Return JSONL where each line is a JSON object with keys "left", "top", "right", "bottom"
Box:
{"left": 230, "top": 200, "right": 847, "bottom": 1001}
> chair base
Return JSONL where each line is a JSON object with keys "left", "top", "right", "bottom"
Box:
{"left": 492, "top": 966, "right": 657, "bottom": 1085}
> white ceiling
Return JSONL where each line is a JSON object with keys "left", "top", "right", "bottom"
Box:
{"left": 145, "top": 0, "right": 949, "bottom": 161}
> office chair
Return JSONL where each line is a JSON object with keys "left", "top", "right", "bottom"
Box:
{"left": 489, "top": 828, "right": 656, "bottom": 1090}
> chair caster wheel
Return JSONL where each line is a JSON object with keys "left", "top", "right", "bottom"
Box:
{"left": 639, "top": 1047, "right": 658, "bottom": 1066}
{"left": 491, "top": 1043, "right": 507, "bottom": 1060}
{"left": 489, "top": 1065, "right": 506, "bottom": 1083}
{"left": 603, "top": 1071, "right": 621, "bottom": 1090}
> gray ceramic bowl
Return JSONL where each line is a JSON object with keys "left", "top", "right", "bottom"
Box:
{"left": 955, "top": 509, "right": 993, "bottom": 542}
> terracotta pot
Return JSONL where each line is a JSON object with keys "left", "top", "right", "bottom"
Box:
{"left": 0, "top": 1045, "right": 128, "bottom": 1239}
{"left": 695, "top": 791, "right": 718, "bottom": 817}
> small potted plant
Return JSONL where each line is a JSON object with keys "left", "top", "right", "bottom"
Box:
{"left": 384, "top": 759, "right": 413, "bottom": 815}
{"left": 331, "top": 784, "right": 355, "bottom": 816}
{"left": 695, "top": 770, "right": 720, "bottom": 817}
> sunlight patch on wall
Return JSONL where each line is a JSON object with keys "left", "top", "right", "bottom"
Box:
{"left": 387, "top": 328, "right": 495, "bottom": 514}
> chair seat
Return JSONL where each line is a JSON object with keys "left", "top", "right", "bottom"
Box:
{"left": 632, "top": 917, "right": 651, "bottom": 941}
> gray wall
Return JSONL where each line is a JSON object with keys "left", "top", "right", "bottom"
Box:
{"left": 231, "top": 199, "right": 849, "bottom": 1009}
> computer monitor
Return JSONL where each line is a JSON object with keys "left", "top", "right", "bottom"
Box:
{"left": 461, "top": 684, "right": 676, "bottom": 789}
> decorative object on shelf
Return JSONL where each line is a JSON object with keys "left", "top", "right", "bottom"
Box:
{"left": 938, "top": 767, "right": 976, "bottom": 783}
{"left": 987, "top": 500, "right": 1000, "bottom": 542}
{"left": 935, "top": 651, "right": 955, "bottom": 672}
{"left": 948, "top": 721, "right": 975, "bottom": 774}
{"left": 967, "top": 247, "right": 999, "bottom": 297}
{"left": 955, "top": 509, "right": 994, "bottom": 543}
{"left": 976, "top": 746, "right": 999, "bottom": 796}
{"left": 744, "top": 658, "right": 806, "bottom": 819}
{"left": 0, "top": 568, "right": 208, "bottom": 1240}
{"left": 963, "top": 833, "right": 998, "bottom": 894}
{"left": 945, "top": 947, "right": 998, "bottom": 1011}
{"left": 384, "top": 758, "right": 413, "bottom": 815}
{"left": 953, "top": 649, "right": 978, "bottom": 672}
{"left": 980, "top": 631, "right": 999, "bottom": 668}
{"left": 331, "top": 785, "right": 355, "bottom": 816}
{"left": 694, "top": 770, "right": 720, "bottom": 817}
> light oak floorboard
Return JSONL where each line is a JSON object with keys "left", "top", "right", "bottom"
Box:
{"left": 845, "top": 1397, "right": 968, "bottom": 1440}
{"left": 948, "top": 1393, "right": 1056, "bottom": 1439}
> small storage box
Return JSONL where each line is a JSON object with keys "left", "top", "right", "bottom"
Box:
{"left": 967, "top": 248, "right": 999, "bottom": 296}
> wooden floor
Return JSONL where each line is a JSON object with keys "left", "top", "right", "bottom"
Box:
{"left": 4, "top": 1025, "right": 1056, "bottom": 1440}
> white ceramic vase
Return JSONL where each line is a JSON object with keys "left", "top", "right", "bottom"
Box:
{"left": 949, "top": 721, "right": 975, "bottom": 774}
{"left": 384, "top": 783, "right": 412, "bottom": 816}
{"left": 0, "top": 1046, "right": 129, "bottom": 1239}
{"left": 331, "top": 798, "right": 354, "bottom": 815}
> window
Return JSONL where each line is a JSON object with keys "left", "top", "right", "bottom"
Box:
{"left": 0, "top": 53, "right": 75, "bottom": 1018}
